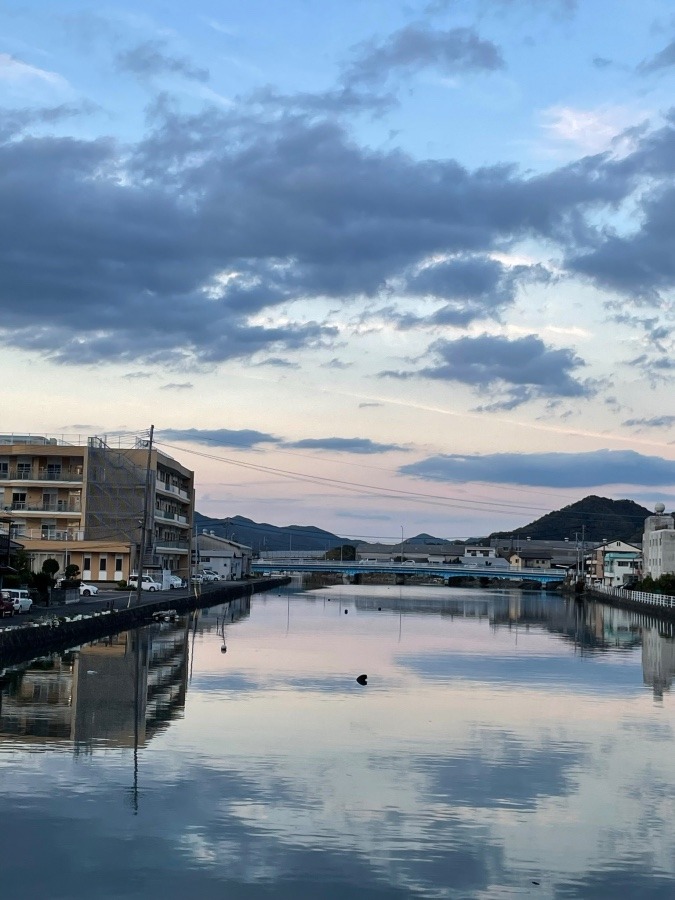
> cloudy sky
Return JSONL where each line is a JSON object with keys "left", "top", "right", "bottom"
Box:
{"left": 2, "top": 0, "right": 675, "bottom": 540}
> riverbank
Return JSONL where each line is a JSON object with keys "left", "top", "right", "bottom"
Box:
{"left": 0, "top": 578, "right": 289, "bottom": 667}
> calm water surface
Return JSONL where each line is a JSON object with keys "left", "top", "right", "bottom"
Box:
{"left": 1, "top": 584, "right": 674, "bottom": 899}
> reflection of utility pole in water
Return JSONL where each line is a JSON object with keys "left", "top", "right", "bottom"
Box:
{"left": 128, "top": 627, "right": 151, "bottom": 815}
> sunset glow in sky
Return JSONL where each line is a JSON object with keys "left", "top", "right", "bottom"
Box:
{"left": 2, "top": 0, "right": 675, "bottom": 539}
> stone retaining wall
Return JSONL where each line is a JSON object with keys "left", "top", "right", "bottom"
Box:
{"left": 0, "top": 579, "right": 289, "bottom": 667}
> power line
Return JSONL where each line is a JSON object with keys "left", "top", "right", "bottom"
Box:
{"left": 155, "top": 439, "right": 567, "bottom": 518}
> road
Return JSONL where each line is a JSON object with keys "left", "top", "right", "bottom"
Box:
{"left": 8, "top": 584, "right": 217, "bottom": 625}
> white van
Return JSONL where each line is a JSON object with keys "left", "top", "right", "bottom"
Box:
{"left": 5, "top": 589, "right": 32, "bottom": 613}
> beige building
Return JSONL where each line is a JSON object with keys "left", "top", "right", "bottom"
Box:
{"left": 0, "top": 434, "right": 194, "bottom": 583}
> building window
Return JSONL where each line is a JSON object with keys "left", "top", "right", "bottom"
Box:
{"left": 99, "top": 556, "right": 107, "bottom": 572}
{"left": 83, "top": 556, "right": 91, "bottom": 572}
{"left": 115, "top": 556, "right": 123, "bottom": 573}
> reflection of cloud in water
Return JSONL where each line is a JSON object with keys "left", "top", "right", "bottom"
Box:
{"left": 399, "top": 651, "right": 644, "bottom": 695}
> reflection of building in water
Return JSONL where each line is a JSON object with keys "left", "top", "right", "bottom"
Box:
{"left": 0, "top": 619, "right": 190, "bottom": 747}
{"left": 642, "top": 629, "right": 675, "bottom": 698}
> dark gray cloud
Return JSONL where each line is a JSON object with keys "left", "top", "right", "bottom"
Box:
{"left": 344, "top": 24, "right": 505, "bottom": 87}
{"left": 0, "top": 102, "right": 98, "bottom": 141}
{"left": 400, "top": 449, "right": 675, "bottom": 488}
{"left": 359, "top": 402, "right": 383, "bottom": 408}
{"left": 321, "top": 358, "right": 352, "bottom": 369}
{"left": 116, "top": 40, "right": 209, "bottom": 82}
{"left": 610, "top": 311, "right": 671, "bottom": 349}
{"left": 159, "top": 382, "right": 193, "bottom": 391}
{"left": 565, "top": 117, "right": 675, "bottom": 301}
{"left": 392, "top": 257, "right": 551, "bottom": 329}
{"left": 158, "top": 428, "right": 280, "bottom": 448}
{"left": 285, "top": 437, "right": 407, "bottom": 454}
{"left": 623, "top": 415, "right": 675, "bottom": 430}
{"left": 251, "top": 357, "right": 300, "bottom": 369}
{"left": 627, "top": 353, "right": 675, "bottom": 385}
{"left": 638, "top": 40, "right": 675, "bottom": 75}
{"left": 248, "top": 84, "right": 395, "bottom": 118}
{"left": 382, "top": 334, "right": 591, "bottom": 407}
{"left": 0, "top": 91, "right": 667, "bottom": 370}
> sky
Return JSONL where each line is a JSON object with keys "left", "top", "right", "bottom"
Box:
{"left": 2, "top": 0, "right": 675, "bottom": 541}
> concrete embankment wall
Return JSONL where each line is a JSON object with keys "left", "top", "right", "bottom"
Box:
{"left": 0, "top": 578, "right": 289, "bottom": 667}
{"left": 585, "top": 585, "right": 675, "bottom": 621}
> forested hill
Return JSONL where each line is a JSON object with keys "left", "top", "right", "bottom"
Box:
{"left": 490, "top": 496, "right": 652, "bottom": 544}
{"left": 194, "top": 512, "right": 348, "bottom": 552}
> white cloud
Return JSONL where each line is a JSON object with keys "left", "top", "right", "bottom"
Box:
{"left": 0, "top": 53, "right": 68, "bottom": 89}
{"left": 538, "top": 104, "right": 647, "bottom": 158}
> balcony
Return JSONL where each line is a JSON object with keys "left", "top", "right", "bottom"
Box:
{"left": 0, "top": 467, "right": 83, "bottom": 483}
{"left": 154, "top": 539, "right": 189, "bottom": 551}
{"left": 3, "top": 528, "right": 85, "bottom": 541}
{"left": 155, "top": 508, "right": 190, "bottom": 528}
{"left": 7, "top": 501, "right": 82, "bottom": 514}
{"left": 156, "top": 481, "right": 190, "bottom": 502}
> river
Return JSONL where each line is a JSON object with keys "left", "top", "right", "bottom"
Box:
{"left": 0, "top": 583, "right": 673, "bottom": 899}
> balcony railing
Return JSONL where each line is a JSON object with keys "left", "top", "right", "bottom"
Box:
{"left": 1, "top": 528, "right": 85, "bottom": 541}
{"left": 0, "top": 467, "right": 83, "bottom": 482}
{"left": 156, "top": 481, "right": 190, "bottom": 501}
{"left": 7, "top": 501, "right": 82, "bottom": 513}
{"left": 154, "top": 539, "right": 189, "bottom": 550}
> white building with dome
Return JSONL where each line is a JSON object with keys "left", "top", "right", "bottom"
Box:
{"left": 643, "top": 503, "right": 675, "bottom": 579}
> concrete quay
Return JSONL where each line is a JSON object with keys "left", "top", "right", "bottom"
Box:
{"left": 584, "top": 584, "right": 675, "bottom": 621}
{"left": 0, "top": 578, "right": 289, "bottom": 667}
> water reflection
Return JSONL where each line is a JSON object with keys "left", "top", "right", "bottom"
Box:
{"left": 0, "top": 594, "right": 251, "bottom": 748}
{"left": 0, "top": 588, "right": 674, "bottom": 898}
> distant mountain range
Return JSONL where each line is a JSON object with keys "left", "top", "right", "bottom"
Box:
{"left": 194, "top": 513, "right": 350, "bottom": 552}
{"left": 196, "top": 495, "right": 655, "bottom": 551}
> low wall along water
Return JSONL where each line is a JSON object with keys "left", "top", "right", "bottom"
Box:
{"left": 0, "top": 579, "right": 289, "bottom": 667}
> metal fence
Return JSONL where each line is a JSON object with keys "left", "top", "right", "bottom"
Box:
{"left": 591, "top": 582, "right": 675, "bottom": 609}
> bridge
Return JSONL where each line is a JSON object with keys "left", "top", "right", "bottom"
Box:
{"left": 251, "top": 560, "right": 566, "bottom": 586}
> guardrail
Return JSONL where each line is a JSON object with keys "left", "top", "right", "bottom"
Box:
{"left": 590, "top": 583, "right": 675, "bottom": 609}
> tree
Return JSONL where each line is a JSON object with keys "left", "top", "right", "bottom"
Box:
{"left": 42, "top": 558, "right": 60, "bottom": 581}
{"left": 324, "top": 544, "right": 356, "bottom": 561}
{"left": 64, "top": 563, "right": 80, "bottom": 580}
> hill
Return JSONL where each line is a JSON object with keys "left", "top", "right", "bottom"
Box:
{"left": 194, "top": 512, "right": 353, "bottom": 553}
{"left": 489, "top": 495, "right": 651, "bottom": 545}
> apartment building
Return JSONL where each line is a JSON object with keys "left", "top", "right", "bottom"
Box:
{"left": 0, "top": 434, "right": 194, "bottom": 583}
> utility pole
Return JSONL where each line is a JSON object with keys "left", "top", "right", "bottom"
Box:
{"left": 135, "top": 425, "right": 154, "bottom": 607}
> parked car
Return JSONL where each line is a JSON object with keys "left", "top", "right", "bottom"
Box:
{"left": 191, "top": 573, "right": 204, "bottom": 584}
{"left": 201, "top": 570, "right": 220, "bottom": 582}
{"left": 4, "top": 589, "right": 33, "bottom": 613}
{"left": 167, "top": 574, "right": 184, "bottom": 589}
{"left": 79, "top": 583, "right": 99, "bottom": 597}
{"left": 128, "top": 575, "right": 162, "bottom": 591}
{"left": 0, "top": 593, "right": 15, "bottom": 618}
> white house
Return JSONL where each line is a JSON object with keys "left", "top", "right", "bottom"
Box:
{"left": 588, "top": 540, "right": 641, "bottom": 587}
{"left": 196, "top": 531, "right": 252, "bottom": 580}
